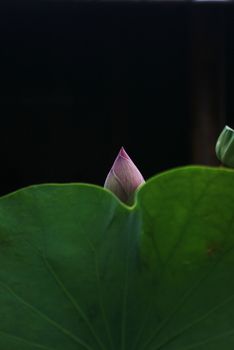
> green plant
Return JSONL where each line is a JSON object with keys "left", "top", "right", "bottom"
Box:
{"left": 0, "top": 165, "right": 233, "bottom": 350}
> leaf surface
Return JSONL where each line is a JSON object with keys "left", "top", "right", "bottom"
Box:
{"left": 0, "top": 167, "right": 233, "bottom": 350}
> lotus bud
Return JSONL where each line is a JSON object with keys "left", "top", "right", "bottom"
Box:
{"left": 104, "top": 147, "right": 145, "bottom": 204}
{"left": 216, "top": 125, "right": 234, "bottom": 168}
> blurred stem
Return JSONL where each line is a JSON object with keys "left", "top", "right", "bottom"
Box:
{"left": 189, "top": 5, "right": 226, "bottom": 165}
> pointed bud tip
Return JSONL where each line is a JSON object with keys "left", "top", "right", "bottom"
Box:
{"left": 118, "top": 147, "right": 130, "bottom": 160}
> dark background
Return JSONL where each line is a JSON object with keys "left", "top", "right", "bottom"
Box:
{"left": 0, "top": 0, "right": 233, "bottom": 195}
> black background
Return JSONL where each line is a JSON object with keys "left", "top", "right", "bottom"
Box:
{"left": 0, "top": 1, "right": 233, "bottom": 195}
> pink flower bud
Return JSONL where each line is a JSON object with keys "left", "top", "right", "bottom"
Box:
{"left": 104, "top": 147, "right": 145, "bottom": 204}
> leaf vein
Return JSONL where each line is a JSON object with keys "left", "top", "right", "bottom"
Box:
{"left": 0, "top": 281, "right": 93, "bottom": 350}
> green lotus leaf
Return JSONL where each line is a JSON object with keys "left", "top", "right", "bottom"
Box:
{"left": 0, "top": 166, "right": 233, "bottom": 350}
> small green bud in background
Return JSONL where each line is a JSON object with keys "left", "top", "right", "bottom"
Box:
{"left": 216, "top": 125, "right": 234, "bottom": 168}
